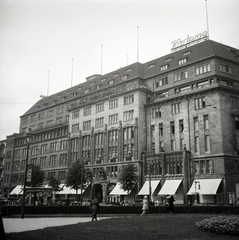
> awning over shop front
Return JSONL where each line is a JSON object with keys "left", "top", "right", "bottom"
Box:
{"left": 187, "top": 179, "right": 222, "bottom": 195}
{"left": 109, "top": 182, "right": 130, "bottom": 195}
{"left": 138, "top": 180, "right": 161, "bottom": 195}
{"left": 56, "top": 183, "right": 90, "bottom": 195}
{"left": 158, "top": 179, "right": 182, "bottom": 196}
{"left": 9, "top": 185, "right": 23, "bottom": 195}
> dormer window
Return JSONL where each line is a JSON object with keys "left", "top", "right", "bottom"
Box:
{"left": 108, "top": 79, "right": 114, "bottom": 85}
{"left": 160, "top": 64, "right": 168, "bottom": 71}
{"left": 84, "top": 88, "right": 90, "bottom": 94}
{"left": 148, "top": 63, "right": 155, "bottom": 68}
{"left": 183, "top": 50, "right": 191, "bottom": 55}
{"left": 96, "top": 84, "right": 101, "bottom": 90}
{"left": 121, "top": 75, "right": 128, "bottom": 81}
{"left": 178, "top": 58, "right": 188, "bottom": 65}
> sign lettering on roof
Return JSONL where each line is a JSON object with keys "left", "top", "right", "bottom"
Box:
{"left": 171, "top": 31, "right": 208, "bottom": 52}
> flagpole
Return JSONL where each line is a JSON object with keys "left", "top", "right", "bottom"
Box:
{"left": 47, "top": 70, "right": 50, "bottom": 96}
{"left": 101, "top": 44, "right": 103, "bottom": 75}
{"left": 71, "top": 58, "right": 74, "bottom": 87}
{"left": 205, "top": 0, "right": 210, "bottom": 38}
{"left": 137, "top": 26, "right": 139, "bottom": 62}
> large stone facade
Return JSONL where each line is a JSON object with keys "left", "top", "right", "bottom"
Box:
{"left": 1, "top": 39, "right": 239, "bottom": 205}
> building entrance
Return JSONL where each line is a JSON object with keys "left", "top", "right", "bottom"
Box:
{"left": 92, "top": 184, "right": 103, "bottom": 203}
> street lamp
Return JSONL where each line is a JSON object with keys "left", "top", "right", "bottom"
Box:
{"left": 148, "top": 162, "right": 154, "bottom": 203}
{"left": 21, "top": 127, "right": 33, "bottom": 219}
{"left": 194, "top": 180, "right": 200, "bottom": 205}
{"left": 80, "top": 155, "right": 89, "bottom": 205}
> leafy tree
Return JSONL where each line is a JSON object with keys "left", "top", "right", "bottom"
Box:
{"left": 65, "top": 160, "right": 87, "bottom": 199}
{"left": 47, "top": 175, "right": 61, "bottom": 189}
{"left": 26, "top": 165, "right": 45, "bottom": 187}
{"left": 118, "top": 163, "right": 138, "bottom": 193}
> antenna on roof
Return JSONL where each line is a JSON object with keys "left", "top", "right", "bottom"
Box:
{"left": 205, "top": 0, "right": 210, "bottom": 38}
{"left": 47, "top": 70, "right": 50, "bottom": 96}
{"left": 101, "top": 44, "right": 103, "bottom": 75}
{"left": 137, "top": 26, "right": 139, "bottom": 62}
{"left": 71, "top": 58, "right": 74, "bottom": 87}
{"left": 126, "top": 54, "right": 128, "bottom": 66}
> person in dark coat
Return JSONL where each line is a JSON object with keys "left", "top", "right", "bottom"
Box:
{"left": 90, "top": 195, "right": 100, "bottom": 221}
{"left": 166, "top": 195, "right": 175, "bottom": 215}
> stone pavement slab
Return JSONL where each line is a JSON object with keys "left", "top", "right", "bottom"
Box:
{"left": 3, "top": 217, "right": 110, "bottom": 233}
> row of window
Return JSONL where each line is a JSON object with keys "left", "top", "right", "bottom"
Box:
{"left": 72, "top": 110, "right": 134, "bottom": 133}
{"left": 150, "top": 115, "right": 209, "bottom": 152}
{"left": 155, "top": 62, "right": 233, "bottom": 90}
{"left": 148, "top": 51, "right": 191, "bottom": 69}
{"left": 72, "top": 95, "right": 135, "bottom": 119}
{"left": 151, "top": 97, "right": 206, "bottom": 119}
{"left": 27, "top": 93, "right": 134, "bottom": 123}
{"left": 14, "top": 140, "right": 68, "bottom": 158}
{"left": 146, "top": 157, "right": 183, "bottom": 175}
{"left": 151, "top": 117, "right": 207, "bottom": 138}
{"left": 194, "top": 160, "right": 213, "bottom": 174}
{"left": 156, "top": 62, "right": 210, "bottom": 84}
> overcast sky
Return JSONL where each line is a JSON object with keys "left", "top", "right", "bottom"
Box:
{"left": 0, "top": 0, "right": 239, "bottom": 141}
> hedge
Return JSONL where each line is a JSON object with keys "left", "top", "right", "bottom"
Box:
{"left": 1, "top": 205, "right": 239, "bottom": 217}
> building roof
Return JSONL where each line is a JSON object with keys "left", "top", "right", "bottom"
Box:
{"left": 21, "top": 39, "right": 239, "bottom": 118}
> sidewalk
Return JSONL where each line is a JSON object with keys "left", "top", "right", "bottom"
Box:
{"left": 3, "top": 217, "right": 110, "bottom": 233}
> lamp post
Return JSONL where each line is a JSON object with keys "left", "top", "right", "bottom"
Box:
{"left": 148, "top": 162, "right": 154, "bottom": 203}
{"left": 194, "top": 180, "right": 200, "bottom": 205}
{"left": 21, "top": 128, "right": 33, "bottom": 219}
{"left": 80, "top": 159, "right": 84, "bottom": 206}
{"left": 80, "top": 155, "right": 88, "bottom": 205}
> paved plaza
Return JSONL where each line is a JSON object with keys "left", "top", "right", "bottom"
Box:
{"left": 3, "top": 217, "right": 110, "bottom": 233}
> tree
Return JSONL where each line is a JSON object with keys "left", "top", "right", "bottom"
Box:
{"left": 26, "top": 165, "right": 45, "bottom": 187}
{"left": 65, "top": 160, "right": 87, "bottom": 200}
{"left": 47, "top": 175, "right": 61, "bottom": 189}
{"left": 118, "top": 163, "right": 138, "bottom": 193}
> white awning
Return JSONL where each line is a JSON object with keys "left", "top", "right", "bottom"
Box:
{"left": 56, "top": 183, "right": 90, "bottom": 195}
{"left": 9, "top": 185, "right": 23, "bottom": 195}
{"left": 138, "top": 180, "right": 161, "bottom": 195}
{"left": 158, "top": 179, "right": 182, "bottom": 195}
{"left": 187, "top": 179, "right": 222, "bottom": 195}
{"left": 109, "top": 182, "right": 130, "bottom": 195}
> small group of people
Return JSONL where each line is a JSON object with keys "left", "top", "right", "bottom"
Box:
{"left": 89, "top": 194, "right": 175, "bottom": 220}
{"left": 140, "top": 194, "right": 175, "bottom": 216}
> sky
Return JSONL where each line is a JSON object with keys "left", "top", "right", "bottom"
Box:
{"left": 0, "top": 0, "right": 239, "bottom": 141}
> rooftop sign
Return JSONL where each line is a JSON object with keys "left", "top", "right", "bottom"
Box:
{"left": 171, "top": 31, "right": 208, "bottom": 52}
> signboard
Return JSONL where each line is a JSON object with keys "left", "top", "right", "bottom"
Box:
{"left": 171, "top": 31, "right": 208, "bottom": 52}
{"left": 26, "top": 164, "right": 33, "bottom": 182}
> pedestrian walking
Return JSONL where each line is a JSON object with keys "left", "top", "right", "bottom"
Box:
{"left": 90, "top": 195, "right": 100, "bottom": 221}
{"left": 140, "top": 195, "right": 149, "bottom": 216}
{"left": 166, "top": 195, "right": 175, "bottom": 215}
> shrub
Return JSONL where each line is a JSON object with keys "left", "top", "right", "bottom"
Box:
{"left": 196, "top": 215, "right": 239, "bottom": 236}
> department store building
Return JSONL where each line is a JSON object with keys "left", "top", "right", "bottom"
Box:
{"left": 2, "top": 38, "right": 239, "bottom": 205}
